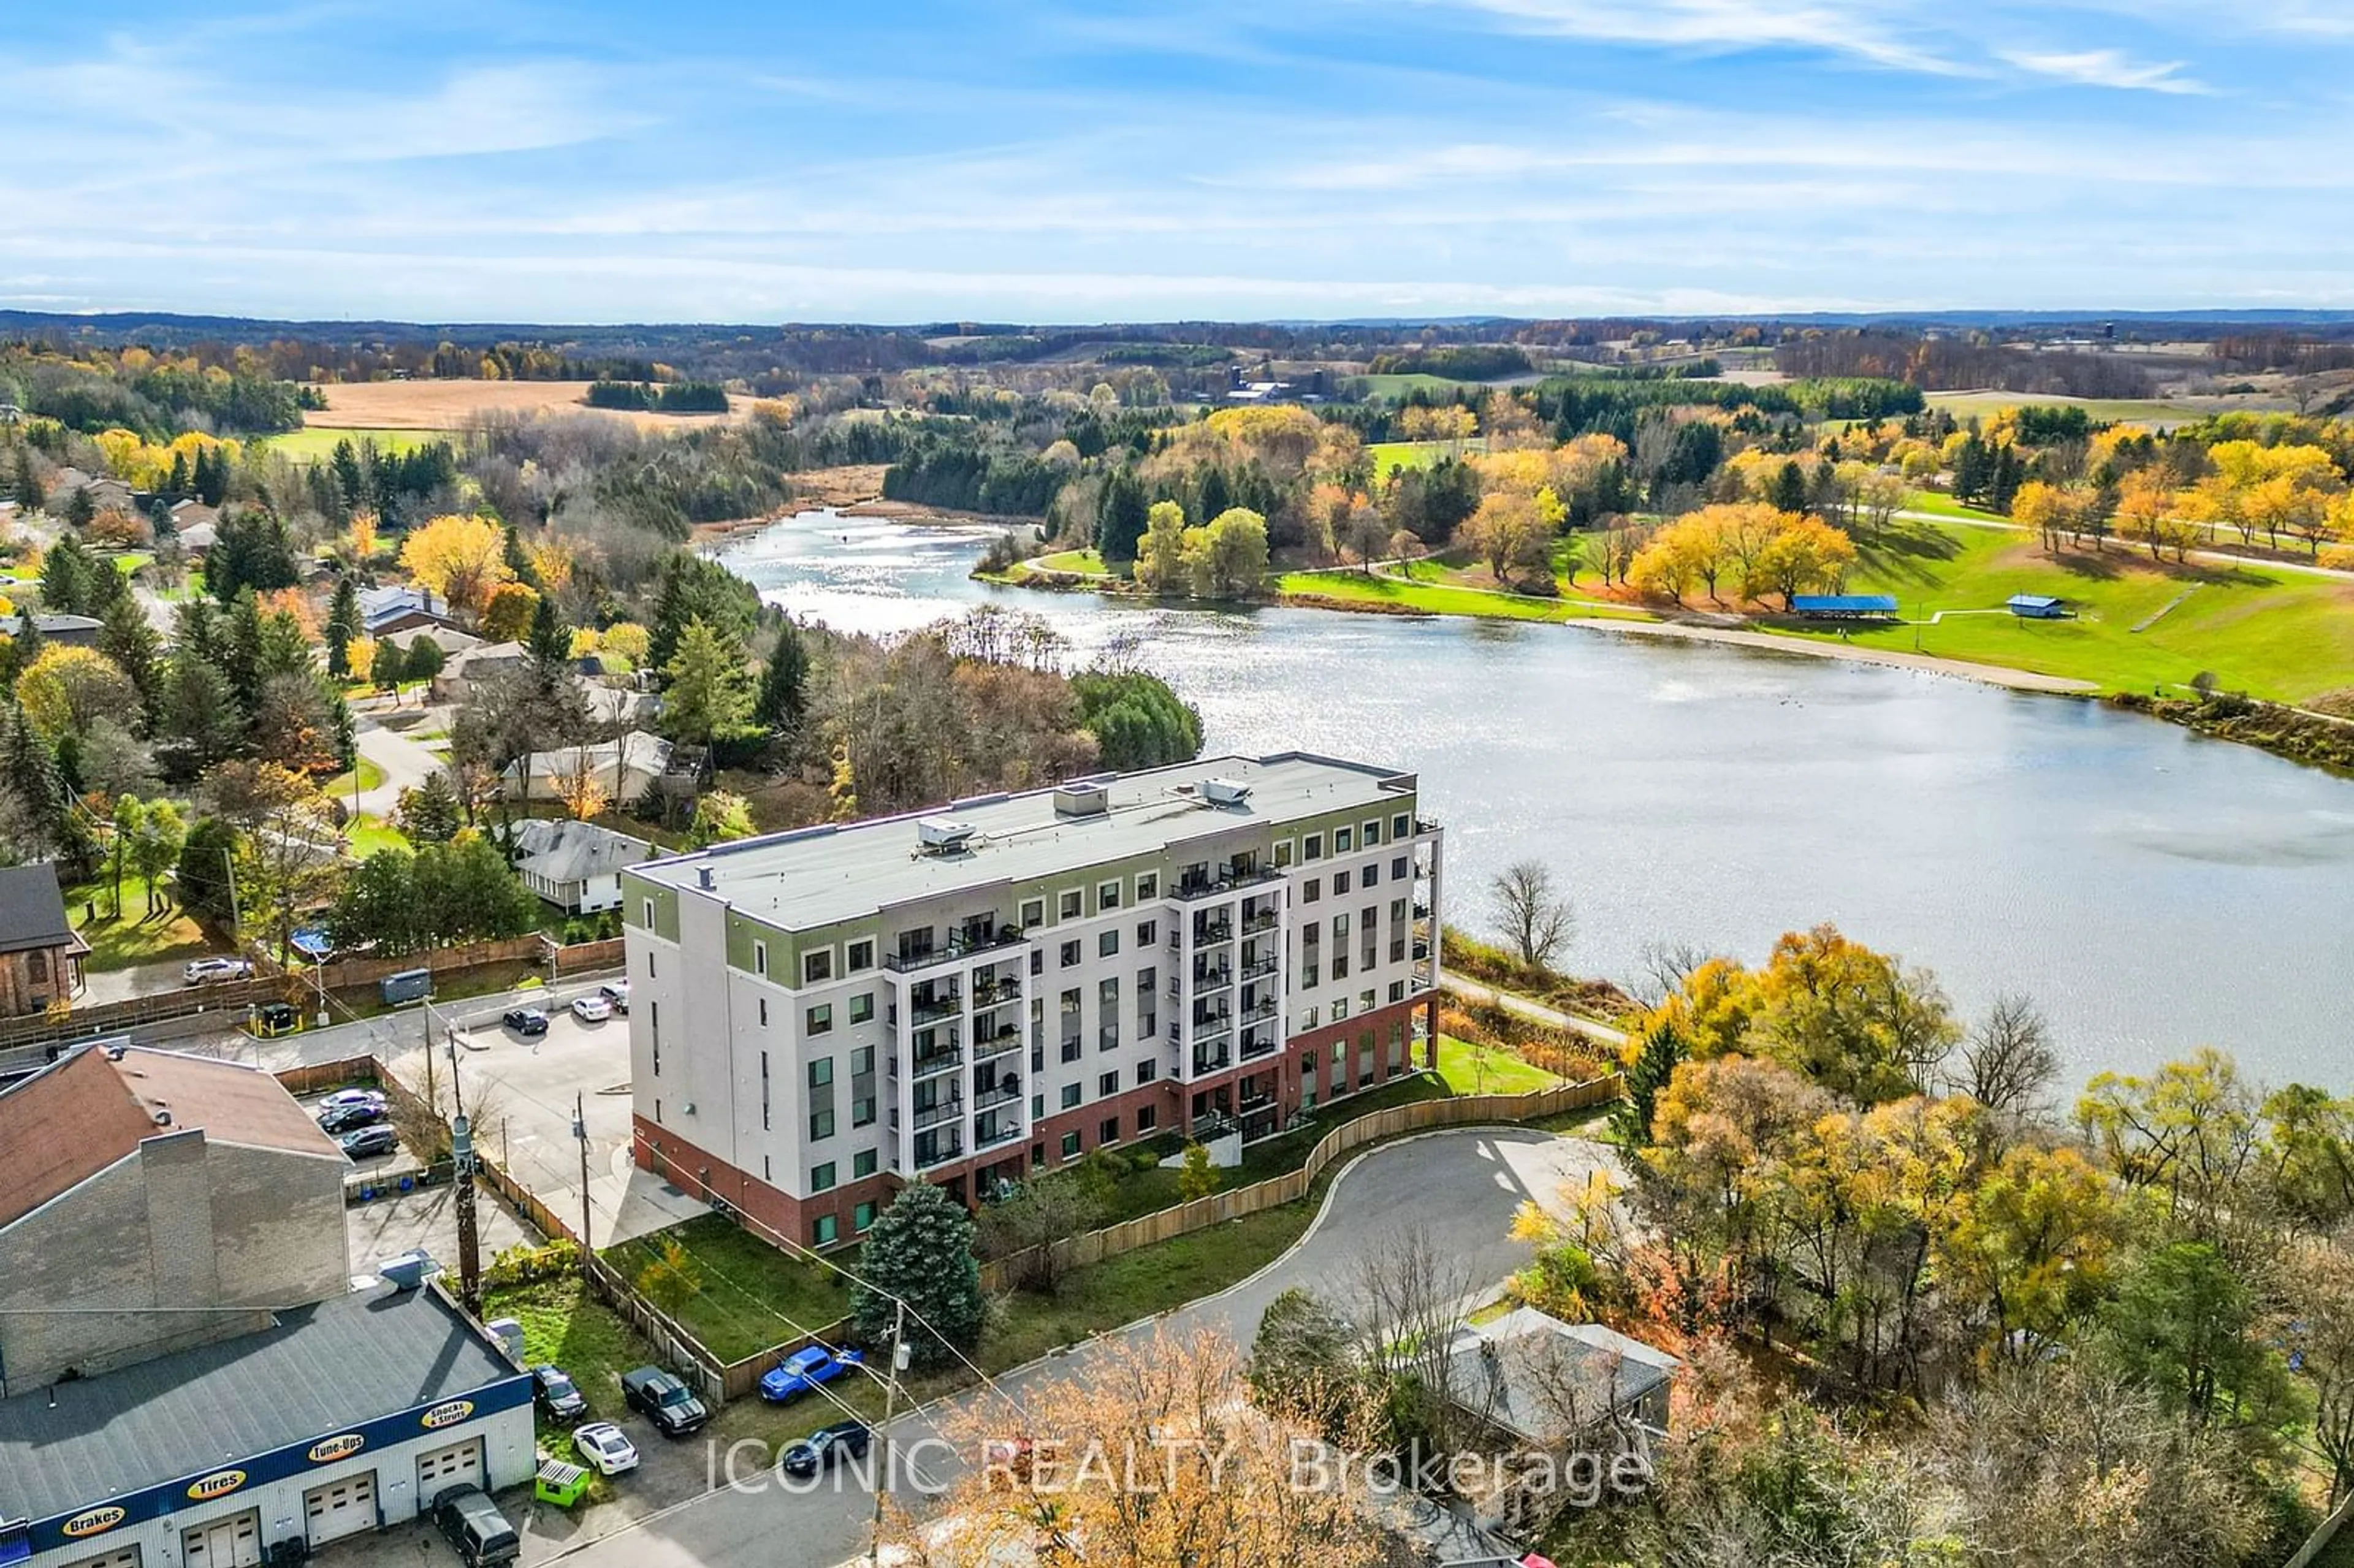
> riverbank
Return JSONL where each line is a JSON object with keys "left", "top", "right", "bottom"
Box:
{"left": 2114, "top": 693, "right": 2354, "bottom": 776}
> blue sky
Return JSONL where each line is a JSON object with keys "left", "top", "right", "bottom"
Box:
{"left": 8, "top": 1, "right": 2352, "bottom": 322}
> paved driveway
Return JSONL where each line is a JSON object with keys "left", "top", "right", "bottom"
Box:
{"left": 535, "top": 1125, "right": 1619, "bottom": 1568}
{"left": 352, "top": 712, "right": 450, "bottom": 817}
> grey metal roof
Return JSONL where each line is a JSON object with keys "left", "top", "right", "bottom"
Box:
{"left": 0, "top": 1281, "right": 516, "bottom": 1523}
{"left": 628, "top": 752, "right": 1419, "bottom": 932}
{"left": 1442, "top": 1307, "right": 1677, "bottom": 1443}
{"left": 0, "top": 864, "right": 74, "bottom": 956}
{"left": 510, "top": 818, "right": 655, "bottom": 886}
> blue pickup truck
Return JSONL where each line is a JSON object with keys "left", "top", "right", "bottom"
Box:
{"left": 760, "top": 1343, "right": 866, "bottom": 1403}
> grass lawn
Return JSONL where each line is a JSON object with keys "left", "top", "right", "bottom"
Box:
{"left": 1350, "top": 373, "right": 1486, "bottom": 400}
{"left": 1435, "top": 1034, "right": 1563, "bottom": 1097}
{"left": 1902, "top": 489, "right": 2011, "bottom": 523}
{"left": 63, "top": 879, "right": 213, "bottom": 971}
{"left": 343, "top": 814, "right": 409, "bottom": 858}
{"left": 977, "top": 1198, "right": 1318, "bottom": 1372}
{"left": 602, "top": 1213, "right": 856, "bottom": 1363}
{"left": 322, "top": 756, "right": 386, "bottom": 797}
{"left": 1920, "top": 390, "right": 2225, "bottom": 428}
{"left": 262, "top": 426, "right": 436, "bottom": 461}
{"left": 1278, "top": 568, "right": 1653, "bottom": 625}
{"left": 484, "top": 1276, "right": 656, "bottom": 1417}
{"left": 1029, "top": 547, "right": 1114, "bottom": 576}
{"left": 1775, "top": 518, "right": 2354, "bottom": 701}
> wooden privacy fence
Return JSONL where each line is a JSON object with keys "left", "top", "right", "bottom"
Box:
{"left": 977, "top": 1074, "right": 1623, "bottom": 1294}
{"left": 551, "top": 937, "right": 627, "bottom": 975}
{"left": 0, "top": 975, "right": 286, "bottom": 1055}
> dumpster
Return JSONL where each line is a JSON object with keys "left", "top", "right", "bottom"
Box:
{"left": 536, "top": 1458, "right": 592, "bottom": 1508}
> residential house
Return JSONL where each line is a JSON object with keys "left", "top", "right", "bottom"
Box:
{"left": 579, "top": 679, "right": 659, "bottom": 727}
{"left": 356, "top": 584, "right": 455, "bottom": 638}
{"left": 46, "top": 467, "right": 133, "bottom": 515}
{"left": 508, "top": 818, "right": 657, "bottom": 915}
{"left": 430, "top": 640, "right": 528, "bottom": 702}
{"left": 1436, "top": 1306, "right": 1678, "bottom": 1542}
{"left": 501, "top": 731, "right": 672, "bottom": 807}
{"left": 0, "top": 866, "right": 89, "bottom": 1016}
{"left": 166, "top": 497, "right": 220, "bottom": 541}
{"left": 0, "top": 612, "right": 103, "bottom": 649}
{"left": 379, "top": 622, "right": 482, "bottom": 661}
{"left": 618, "top": 753, "right": 1444, "bottom": 1249}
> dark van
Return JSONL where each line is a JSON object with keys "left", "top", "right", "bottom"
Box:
{"left": 433, "top": 1485, "right": 519, "bottom": 1567}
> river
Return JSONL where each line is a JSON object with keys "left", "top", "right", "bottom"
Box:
{"left": 717, "top": 510, "right": 2354, "bottom": 1088}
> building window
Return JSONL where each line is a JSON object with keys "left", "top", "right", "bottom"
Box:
{"left": 1137, "top": 1105, "right": 1158, "bottom": 1133}
{"left": 853, "top": 1094, "right": 875, "bottom": 1128}
{"left": 855, "top": 1149, "right": 878, "bottom": 1179}
{"left": 812, "top": 1162, "right": 837, "bottom": 1193}
{"left": 650, "top": 1002, "right": 660, "bottom": 1073}
{"left": 655, "top": 1098, "right": 662, "bottom": 1122}
{"left": 809, "top": 1058, "right": 833, "bottom": 1088}
{"left": 1360, "top": 989, "right": 1376, "bottom": 1014}
{"left": 1099, "top": 880, "right": 1121, "bottom": 911}
{"left": 1304, "top": 833, "right": 1323, "bottom": 862}
{"left": 1361, "top": 861, "right": 1377, "bottom": 888}
{"left": 848, "top": 938, "right": 875, "bottom": 972}
{"left": 1135, "top": 919, "right": 1157, "bottom": 946}
{"left": 764, "top": 1155, "right": 772, "bottom": 1182}
{"left": 852, "top": 1045, "right": 874, "bottom": 1075}
{"left": 1335, "top": 827, "right": 1353, "bottom": 853}
{"left": 854, "top": 1201, "right": 877, "bottom": 1231}
{"left": 1061, "top": 940, "right": 1081, "bottom": 968}
{"left": 1393, "top": 855, "right": 1409, "bottom": 880}
{"left": 758, "top": 997, "right": 768, "bottom": 1027}
{"left": 753, "top": 940, "right": 768, "bottom": 976}
{"left": 1021, "top": 897, "right": 1045, "bottom": 928}
{"left": 1060, "top": 889, "right": 1083, "bottom": 920}
{"left": 1030, "top": 950, "right": 1043, "bottom": 976}
{"left": 1100, "top": 1116, "right": 1121, "bottom": 1146}
{"left": 1061, "top": 1083, "right": 1083, "bottom": 1109}
{"left": 1390, "top": 1022, "right": 1407, "bottom": 1069}
{"left": 1099, "top": 1071, "right": 1120, "bottom": 1097}
{"left": 1390, "top": 980, "right": 1406, "bottom": 1002}
{"left": 850, "top": 992, "right": 874, "bottom": 1025}
{"left": 642, "top": 897, "right": 655, "bottom": 926}
{"left": 1099, "top": 929, "right": 1120, "bottom": 958}
{"left": 1393, "top": 812, "right": 1412, "bottom": 840}
{"left": 1274, "top": 840, "right": 1293, "bottom": 869}
{"left": 807, "top": 1003, "right": 833, "bottom": 1035}
{"left": 1061, "top": 1131, "right": 1083, "bottom": 1159}
{"left": 1137, "top": 1056, "right": 1157, "bottom": 1083}
{"left": 1333, "top": 954, "right": 1349, "bottom": 980}
{"left": 803, "top": 949, "right": 832, "bottom": 985}
{"left": 1335, "top": 870, "right": 1350, "bottom": 895}
{"left": 1032, "top": 1094, "right": 1046, "bottom": 1120}
{"left": 1302, "top": 877, "right": 1320, "bottom": 904}
{"left": 810, "top": 1108, "right": 836, "bottom": 1141}
{"left": 647, "top": 950, "right": 656, "bottom": 978}
{"left": 1364, "top": 819, "right": 1382, "bottom": 846}
{"left": 1136, "top": 872, "right": 1158, "bottom": 900}
{"left": 760, "top": 1051, "right": 770, "bottom": 1130}
{"left": 813, "top": 1214, "right": 838, "bottom": 1246}
{"left": 1333, "top": 996, "right": 1350, "bottom": 1021}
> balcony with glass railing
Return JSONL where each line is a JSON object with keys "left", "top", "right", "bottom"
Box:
{"left": 1190, "top": 1045, "right": 1233, "bottom": 1076}
{"left": 972, "top": 1021, "right": 1023, "bottom": 1059}
{"left": 973, "top": 1075, "right": 1023, "bottom": 1112}
{"left": 973, "top": 1117, "right": 1024, "bottom": 1151}
{"left": 884, "top": 926, "right": 1026, "bottom": 975}
{"left": 910, "top": 1045, "right": 964, "bottom": 1079}
{"left": 912, "top": 1095, "right": 966, "bottom": 1130}
{"left": 914, "top": 1132, "right": 966, "bottom": 1169}
{"left": 1240, "top": 1026, "right": 1279, "bottom": 1061}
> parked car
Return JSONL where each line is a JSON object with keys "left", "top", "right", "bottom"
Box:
{"left": 600, "top": 979, "right": 631, "bottom": 1014}
{"left": 571, "top": 993, "right": 613, "bottom": 1024}
{"left": 318, "top": 1101, "right": 386, "bottom": 1133}
{"left": 319, "top": 1087, "right": 387, "bottom": 1114}
{"left": 761, "top": 1343, "right": 866, "bottom": 1404}
{"left": 432, "top": 1485, "right": 519, "bottom": 1568}
{"left": 533, "top": 1363, "right": 588, "bottom": 1422}
{"left": 183, "top": 956, "right": 253, "bottom": 985}
{"left": 573, "top": 1420, "right": 640, "bottom": 1476}
{"left": 780, "top": 1420, "right": 872, "bottom": 1478}
{"left": 338, "top": 1125, "right": 398, "bottom": 1159}
{"left": 501, "top": 1007, "right": 549, "bottom": 1037}
{"left": 620, "top": 1365, "right": 709, "bottom": 1437}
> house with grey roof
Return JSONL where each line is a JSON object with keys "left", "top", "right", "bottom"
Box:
{"left": 0, "top": 612, "right": 104, "bottom": 650}
{"left": 356, "top": 583, "right": 455, "bottom": 637}
{"left": 0, "top": 864, "right": 88, "bottom": 1016}
{"left": 508, "top": 817, "right": 657, "bottom": 914}
{"left": 501, "top": 731, "right": 672, "bottom": 808}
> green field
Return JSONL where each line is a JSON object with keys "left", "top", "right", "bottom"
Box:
{"left": 1779, "top": 519, "right": 2354, "bottom": 701}
{"left": 260, "top": 427, "right": 438, "bottom": 460}
{"left": 1435, "top": 1035, "right": 1563, "bottom": 1096}
{"left": 1278, "top": 568, "right": 1653, "bottom": 625}
{"left": 1029, "top": 547, "right": 1113, "bottom": 576}
{"left": 1351, "top": 372, "right": 1485, "bottom": 400}
{"left": 1921, "top": 390, "right": 2231, "bottom": 428}
{"left": 1902, "top": 489, "right": 2011, "bottom": 523}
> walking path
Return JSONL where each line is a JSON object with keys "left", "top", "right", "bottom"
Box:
{"left": 1441, "top": 973, "right": 1629, "bottom": 1048}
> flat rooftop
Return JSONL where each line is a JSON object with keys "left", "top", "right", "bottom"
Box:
{"left": 630, "top": 752, "right": 1418, "bottom": 931}
{"left": 0, "top": 1281, "right": 517, "bottom": 1523}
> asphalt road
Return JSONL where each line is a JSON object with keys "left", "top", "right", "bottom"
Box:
{"left": 536, "top": 1125, "right": 1619, "bottom": 1568}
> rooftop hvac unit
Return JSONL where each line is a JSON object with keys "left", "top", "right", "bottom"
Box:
{"left": 1053, "top": 782, "right": 1110, "bottom": 818}
{"left": 1202, "top": 778, "right": 1253, "bottom": 807}
{"left": 918, "top": 816, "right": 978, "bottom": 853}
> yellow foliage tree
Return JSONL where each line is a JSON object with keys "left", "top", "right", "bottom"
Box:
{"left": 397, "top": 513, "right": 510, "bottom": 622}
{"left": 17, "top": 645, "right": 140, "bottom": 741}
{"left": 479, "top": 581, "right": 540, "bottom": 643}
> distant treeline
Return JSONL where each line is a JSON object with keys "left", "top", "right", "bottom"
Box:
{"left": 882, "top": 441, "right": 1068, "bottom": 516}
{"left": 2210, "top": 334, "right": 2354, "bottom": 373}
{"left": 1, "top": 348, "right": 311, "bottom": 437}
{"left": 1364, "top": 344, "right": 1534, "bottom": 379}
{"left": 1777, "top": 330, "right": 2155, "bottom": 399}
{"left": 584, "top": 379, "right": 732, "bottom": 414}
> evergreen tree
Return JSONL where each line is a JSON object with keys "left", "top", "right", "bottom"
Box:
{"left": 98, "top": 593, "right": 162, "bottom": 723}
{"left": 64, "top": 484, "right": 96, "bottom": 531}
{"left": 1094, "top": 468, "right": 1150, "bottom": 565}
{"left": 1769, "top": 459, "right": 1810, "bottom": 516}
{"left": 80, "top": 551, "right": 128, "bottom": 615}
{"left": 1991, "top": 444, "right": 2025, "bottom": 514}
{"left": 396, "top": 771, "right": 463, "bottom": 844}
{"left": 158, "top": 654, "right": 244, "bottom": 769}
{"left": 850, "top": 1181, "right": 984, "bottom": 1369}
{"left": 164, "top": 449, "right": 191, "bottom": 499}
{"left": 502, "top": 521, "right": 540, "bottom": 588}
{"left": 1197, "top": 465, "right": 1232, "bottom": 522}
{"left": 175, "top": 816, "right": 245, "bottom": 929}
{"left": 223, "top": 589, "right": 267, "bottom": 709}
{"left": 660, "top": 617, "right": 753, "bottom": 747}
{"left": 11, "top": 608, "right": 42, "bottom": 668}
{"left": 753, "top": 618, "right": 809, "bottom": 736}
{"left": 39, "top": 532, "right": 92, "bottom": 615}
{"left": 0, "top": 702, "right": 67, "bottom": 858}
{"left": 526, "top": 590, "right": 571, "bottom": 668}
{"left": 1609, "top": 1014, "right": 1688, "bottom": 1149}
{"left": 324, "top": 577, "right": 359, "bottom": 679}
{"left": 10, "top": 447, "right": 39, "bottom": 510}
{"left": 647, "top": 554, "right": 761, "bottom": 670}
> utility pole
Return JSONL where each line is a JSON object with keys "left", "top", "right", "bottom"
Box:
{"left": 221, "top": 847, "right": 241, "bottom": 940}
{"left": 448, "top": 1030, "right": 482, "bottom": 1316}
{"left": 869, "top": 1298, "right": 908, "bottom": 1561}
{"left": 572, "top": 1092, "right": 593, "bottom": 1276}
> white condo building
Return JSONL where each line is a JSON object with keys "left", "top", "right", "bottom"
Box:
{"left": 619, "top": 753, "right": 1444, "bottom": 1246}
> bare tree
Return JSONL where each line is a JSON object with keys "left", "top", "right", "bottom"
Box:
{"left": 1950, "top": 992, "right": 2060, "bottom": 1121}
{"left": 973, "top": 1170, "right": 1110, "bottom": 1297}
{"left": 1632, "top": 940, "right": 1714, "bottom": 1008}
{"left": 1350, "top": 1223, "right": 1479, "bottom": 1445}
{"left": 1489, "top": 859, "right": 1574, "bottom": 970}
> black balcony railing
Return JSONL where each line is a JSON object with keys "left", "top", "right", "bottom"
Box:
{"left": 913, "top": 1097, "right": 966, "bottom": 1130}
{"left": 910, "top": 1048, "right": 963, "bottom": 1079}
{"left": 884, "top": 927, "right": 1026, "bottom": 974}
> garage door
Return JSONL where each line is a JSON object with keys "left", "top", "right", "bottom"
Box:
{"left": 416, "top": 1437, "right": 483, "bottom": 1500}
{"left": 182, "top": 1510, "right": 262, "bottom": 1568}
{"left": 63, "top": 1548, "right": 142, "bottom": 1568}
{"left": 305, "top": 1471, "right": 378, "bottom": 1547}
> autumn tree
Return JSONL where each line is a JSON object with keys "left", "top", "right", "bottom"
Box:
{"left": 1133, "top": 499, "right": 1190, "bottom": 595}
{"left": 1489, "top": 858, "right": 1573, "bottom": 969}
{"left": 398, "top": 512, "right": 509, "bottom": 622}
{"left": 1457, "top": 490, "right": 1552, "bottom": 588}
{"left": 1752, "top": 513, "right": 1858, "bottom": 609}
{"left": 1183, "top": 506, "right": 1270, "bottom": 599}
{"left": 17, "top": 645, "right": 140, "bottom": 742}
{"left": 552, "top": 747, "right": 611, "bottom": 821}
{"left": 479, "top": 580, "right": 539, "bottom": 643}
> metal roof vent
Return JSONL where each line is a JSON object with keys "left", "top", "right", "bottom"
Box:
{"left": 1053, "top": 782, "right": 1110, "bottom": 819}
{"left": 697, "top": 866, "right": 715, "bottom": 891}
{"left": 1202, "top": 778, "right": 1253, "bottom": 808}
{"left": 918, "top": 817, "right": 978, "bottom": 854}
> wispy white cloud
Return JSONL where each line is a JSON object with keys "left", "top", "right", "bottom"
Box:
{"left": 1427, "top": 0, "right": 1969, "bottom": 74}
{"left": 2002, "top": 47, "right": 2209, "bottom": 93}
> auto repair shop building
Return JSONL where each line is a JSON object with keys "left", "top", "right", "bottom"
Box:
{"left": 0, "top": 1277, "right": 533, "bottom": 1568}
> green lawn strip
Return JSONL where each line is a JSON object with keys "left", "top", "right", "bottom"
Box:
{"left": 62, "top": 877, "right": 213, "bottom": 970}
{"left": 1434, "top": 1034, "right": 1563, "bottom": 1097}
{"left": 974, "top": 1198, "right": 1319, "bottom": 1374}
{"left": 485, "top": 1276, "right": 653, "bottom": 1420}
{"left": 1901, "top": 489, "right": 2012, "bottom": 523}
{"left": 1772, "top": 518, "right": 2354, "bottom": 702}
{"left": 345, "top": 816, "right": 410, "bottom": 858}
{"left": 262, "top": 426, "right": 436, "bottom": 460}
{"left": 600, "top": 1212, "right": 856, "bottom": 1363}
{"left": 1277, "top": 568, "right": 1651, "bottom": 624}
{"left": 322, "top": 755, "right": 386, "bottom": 797}
{"left": 1030, "top": 547, "right": 1114, "bottom": 576}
